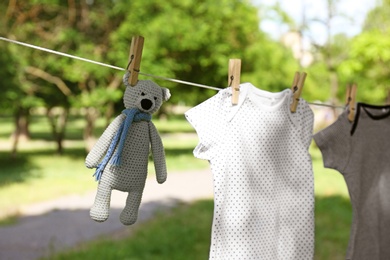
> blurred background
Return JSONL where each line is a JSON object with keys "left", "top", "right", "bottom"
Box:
{"left": 0, "top": 0, "right": 389, "bottom": 259}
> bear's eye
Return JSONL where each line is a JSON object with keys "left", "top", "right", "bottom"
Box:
{"left": 154, "top": 97, "right": 157, "bottom": 100}
{"left": 141, "top": 92, "right": 146, "bottom": 96}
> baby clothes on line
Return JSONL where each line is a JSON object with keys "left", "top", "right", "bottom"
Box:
{"left": 314, "top": 103, "right": 390, "bottom": 260}
{"left": 185, "top": 83, "right": 315, "bottom": 260}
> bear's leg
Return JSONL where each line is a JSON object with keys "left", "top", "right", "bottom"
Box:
{"left": 120, "top": 191, "right": 143, "bottom": 225}
{"left": 90, "top": 181, "right": 112, "bottom": 222}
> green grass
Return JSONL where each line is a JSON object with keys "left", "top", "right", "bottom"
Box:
{"left": 314, "top": 196, "right": 352, "bottom": 260}
{"left": 43, "top": 196, "right": 352, "bottom": 260}
{"left": 311, "top": 145, "right": 349, "bottom": 197}
{"left": 0, "top": 115, "right": 207, "bottom": 219}
{"left": 1, "top": 114, "right": 353, "bottom": 259}
{"left": 311, "top": 144, "right": 351, "bottom": 259}
{"left": 0, "top": 148, "right": 96, "bottom": 218}
{"left": 44, "top": 200, "right": 214, "bottom": 260}
{"left": 42, "top": 143, "right": 352, "bottom": 260}
{"left": 163, "top": 134, "right": 208, "bottom": 171}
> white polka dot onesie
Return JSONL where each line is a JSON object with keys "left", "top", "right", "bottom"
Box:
{"left": 185, "top": 83, "right": 314, "bottom": 260}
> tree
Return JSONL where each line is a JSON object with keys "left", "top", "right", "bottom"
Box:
{"left": 339, "top": 0, "right": 390, "bottom": 103}
{"left": 1, "top": 0, "right": 298, "bottom": 153}
{"left": 363, "top": 0, "right": 390, "bottom": 32}
{"left": 302, "top": 0, "right": 355, "bottom": 107}
{"left": 2, "top": 0, "right": 123, "bottom": 152}
{"left": 258, "top": 0, "right": 354, "bottom": 104}
{"left": 0, "top": 40, "right": 45, "bottom": 157}
{"left": 108, "top": 0, "right": 297, "bottom": 105}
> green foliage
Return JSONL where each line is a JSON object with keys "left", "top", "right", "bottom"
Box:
{"left": 2, "top": 1, "right": 123, "bottom": 115}
{"left": 1, "top": 0, "right": 299, "bottom": 146}
{"left": 338, "top": 0, "right": 390, "bottom": 104}
{"left": 108, "top": 0, "right": 297, "bottom": 105}
{"left": 0, "top": 43, "right": 38, "bottom": 113}
{"left": 263, "top": 3, "right": 296, "bottom": 29}
{"left": 363, "top": 0, "right": 390, "bottom": 32}
{"left": 72, "top": 87, "right": 122, "bottom": 108}
{"left": 305, "top": 62, "right": 332, "bottom": 101}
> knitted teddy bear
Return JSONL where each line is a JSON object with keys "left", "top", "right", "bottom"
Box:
{"left": 85, "top": 71, "right": 170, "bottom": 225}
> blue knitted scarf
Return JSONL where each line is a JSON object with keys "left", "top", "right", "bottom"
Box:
{"left": 93, "top": 108, "right": 152, "bottom": 181}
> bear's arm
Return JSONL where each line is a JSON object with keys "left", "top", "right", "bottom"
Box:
{"left": 148, "top": 121, "right": 167, "bottom": 184}
{"left": 85, "top": 114, "right": 126, "bottom": 168}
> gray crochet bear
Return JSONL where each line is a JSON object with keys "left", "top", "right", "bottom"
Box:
{"left": 85, "top": 72, "right": 170, "bottom": 225}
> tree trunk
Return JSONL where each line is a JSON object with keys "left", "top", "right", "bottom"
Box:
{"left": 11, "top": 107, "right": 30, "bottom": 158}
{"left": 104, "top": 75, "right": 122, "bottom": 127}
{"left": 84, "top": 107, "right": 99, "bottom": 152}
{"left": 329, "top": 71, "right": 339, "bottom": 118}
{"left": 104, "top": 102, "right": 115, "bottom": 128}
{"left": 47, "top": 107, "right": 69, "bottom": 155}
{"left": 325, "top": 0, "right": 340, "bottom": 119}
{"left": 15, "top": 108, "right": 30, "bottom": 140}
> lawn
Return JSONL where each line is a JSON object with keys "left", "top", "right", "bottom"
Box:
{"left": 0, "top": 114, "right": 352, "bottom": 259}
{"left": 44, "top": 196, "right": 351, "bottom": 260}
{"left": 42, "top": 146, "right": 352, "bottom": 260}
{"left": 0, "top": 114, "right": 207, "bottom": 219}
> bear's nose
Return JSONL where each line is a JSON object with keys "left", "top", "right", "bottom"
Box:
{"left": 141, "top": 99, "right": 153, "bottom": 110}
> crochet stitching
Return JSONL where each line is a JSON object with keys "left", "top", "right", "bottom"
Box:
{"left": 93, "top": 108, "right": 151, "bottom": 181}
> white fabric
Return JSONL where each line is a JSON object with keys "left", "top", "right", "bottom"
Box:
{"left": 185, "top": 83, "right": 315, "bottom": 260}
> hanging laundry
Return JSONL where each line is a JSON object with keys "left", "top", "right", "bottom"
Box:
{"left": 185, "top": 83, "right": 315, "bottom": 260}
{"left": 314, "top": 103, "right": 390, "bottom": 260}
{"left": 85, "top": 71, "right": 171, "bottom": 225}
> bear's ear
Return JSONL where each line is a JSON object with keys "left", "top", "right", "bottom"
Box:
{"left": 162, "top": 88, "right": 171, "bottom": 101}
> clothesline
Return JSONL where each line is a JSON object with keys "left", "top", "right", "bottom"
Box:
{"left": 0, "top": 36, "right": 345, "bottom": 109}
{"left": 0, "top": 37, "right": 221, "bottom": 91}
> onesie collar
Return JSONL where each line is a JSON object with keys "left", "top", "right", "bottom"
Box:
{"left": 225, "top": 83, "right": 251, "bottom": 122}
{"left": 224, "top": 83, "right": 291, "bottom": 122}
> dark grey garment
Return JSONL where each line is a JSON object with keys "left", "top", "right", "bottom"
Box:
{"left": 314, "top": 103, "right": 390, "bottom": 260}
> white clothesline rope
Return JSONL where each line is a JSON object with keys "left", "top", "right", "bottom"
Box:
{"left": 0, "top": 37, "right": 221, "bottom": 91}
{"left": 0, "top": 36, "right": 345, "bottom": 109}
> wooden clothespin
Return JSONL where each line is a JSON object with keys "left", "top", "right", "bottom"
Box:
{"left": 345, "top": 83, "right": 357, "bottom": 122}
{"left": 127, "top": 36, "right": 144, "bottom": 86}
{"left": 229, "top": 59, "right": 241, "bottom": 105}
{"left": 290, "top": 72, "right": 307, "bottom": 113}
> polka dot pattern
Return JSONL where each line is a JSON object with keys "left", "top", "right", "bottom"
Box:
{"left": 186, "top": 83, "right": 315, "bottom": 260}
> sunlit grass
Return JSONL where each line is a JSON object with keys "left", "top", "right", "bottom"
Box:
{"left": 0, "top": 150, "right": 95, "bottom": 218}
{"left": 44, "top": 195, "right": 352, "bottom": 260}
{"left": 311, "top": 145, "right": 349, "bottom": 197}
{"left": 44, "top": 200, "right": 213, "bottom": 260}
{"left": 314, "top": 195, "right": 351, "bottom": 260}
{"left": 41, "top": 140, "right": 352, "bottom": 260}
{"left": 1, "top": 114, "right": 353, "bottom": 259}
{"left": 0, "top": 115, "right": 207, "bottom": 219}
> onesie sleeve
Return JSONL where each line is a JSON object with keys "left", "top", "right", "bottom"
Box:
{"left": 313, "top": 111, "right": 352, "bottom": 173}
{"left": 185, "top": 92, "right": 223, "bottom": 160}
